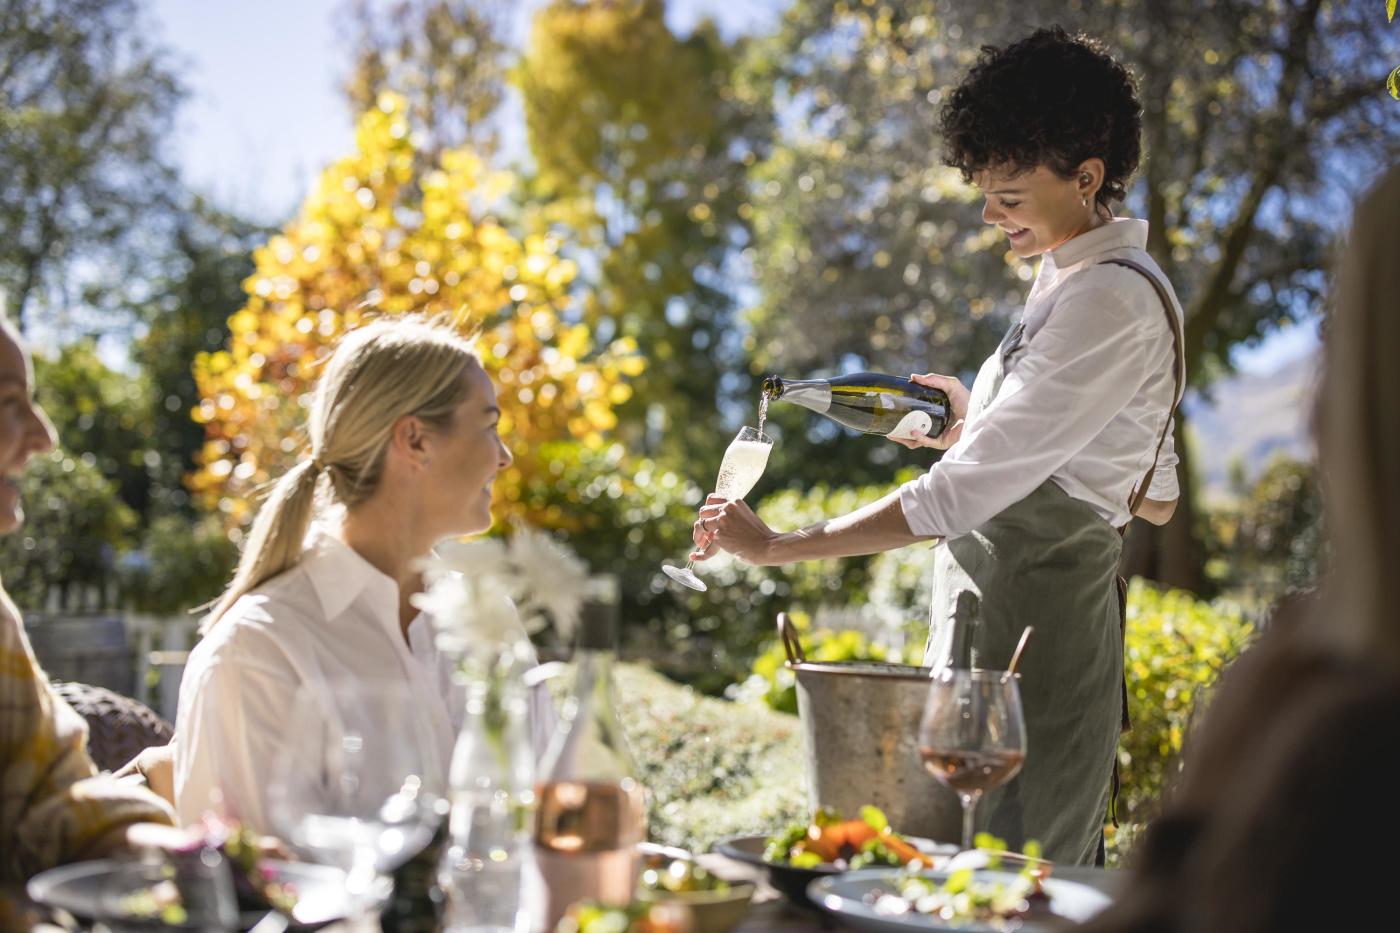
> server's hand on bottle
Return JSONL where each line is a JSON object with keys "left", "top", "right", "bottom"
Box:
{"left": 889, "top": 373, "right": 969, "bottom": 450}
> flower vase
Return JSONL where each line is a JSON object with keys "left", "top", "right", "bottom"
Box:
{"left": 439, "top": 644, "right": 536, "bottom": 933}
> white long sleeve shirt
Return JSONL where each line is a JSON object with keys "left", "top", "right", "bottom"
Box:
{"left": 899, "top": 218, "right": 1182, "bottom": 537}
{"left": 174, "top": 526, "right": 549, "bottom": 834}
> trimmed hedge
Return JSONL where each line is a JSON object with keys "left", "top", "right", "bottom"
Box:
{"left": 613, "top": 662, "right": 806, "bottom": 851}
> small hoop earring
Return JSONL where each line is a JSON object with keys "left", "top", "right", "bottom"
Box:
{"left": 1082, "top": 196, "right": 1089, "bottom": 207}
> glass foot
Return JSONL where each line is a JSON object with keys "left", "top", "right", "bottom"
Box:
{"left": 662, "top": 564, "right": 708, "bottom": 592}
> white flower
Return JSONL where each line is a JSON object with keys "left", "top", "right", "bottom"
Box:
{"left": 413, "top": 525, "right": 590, "bottom": 656}
{"left": 507, "top": 527, "right": 588, "bottom": 643}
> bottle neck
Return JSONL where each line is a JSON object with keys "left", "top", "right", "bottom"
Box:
{"left": 542, "top": 647, "right": 635, "bottom": 781}
{"left": 767, "top": 377, "right": 832, "bottom": 413}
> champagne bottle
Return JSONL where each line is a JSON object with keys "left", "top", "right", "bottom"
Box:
{"left": 533, "top": 604, "right": 646, "bottom": 930}
{"left": 762, "top": 372, "right": 950, "bottom": 441}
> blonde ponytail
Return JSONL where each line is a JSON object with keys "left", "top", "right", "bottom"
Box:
{"left": 206, "top": 459, "right": 322, "bottom": 627}
{"left": 205, "top": 314, "right": 480, "bottom": 629}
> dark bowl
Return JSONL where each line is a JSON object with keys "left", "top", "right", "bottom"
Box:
{"left": 712, "top": 834, "right": 845, "bottom": 908}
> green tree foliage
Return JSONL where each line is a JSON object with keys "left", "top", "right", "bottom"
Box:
{"left": 1118, "top": 580, "right": 1254, "bottom": 825}
{"left": 340, "top": 0, "right": 512, "bottom": 158}
{"left": 1205, "top": 455, "right": 1325, "bottom": 602}
{"left": 0, "top": 0, "right": 183, "bottom": 330}
{"left": 121, "top": 513, "right": 237, "bottom": 616}
{"left": 32, "top": 342, "right": 152, "bottom": 518}
{"left": 739, "top": 1, "right": 1016, "bottom": 378}
{"left": 0, "top": 450, "right": 136, "bottom": 611}
{"left": 517, "top": 0, "right": 773, "bottom": 463}
{"left": 131, "top": 200, "right": 268, "bottom": 514}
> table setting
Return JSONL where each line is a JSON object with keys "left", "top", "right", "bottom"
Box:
{"left": 18, "top": 601, "right": 1122, "bottom": 933}
{"left": 13, "top": 526, "right": 1124, "bottom": 933}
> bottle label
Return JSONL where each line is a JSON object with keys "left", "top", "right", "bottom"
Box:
{"left": 887, "top": 410, "right": 933, "bottom": 441}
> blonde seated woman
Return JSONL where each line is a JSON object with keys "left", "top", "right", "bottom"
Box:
{"left": 174, "top": 315, "right": 540, "bottom": 832}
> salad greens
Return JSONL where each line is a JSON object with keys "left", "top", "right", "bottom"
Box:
{"left": 871, "top": 835, "right": 1052, "bottom": 926}
{"left": 763, "top": 805, "right": 935, "bottom": 870}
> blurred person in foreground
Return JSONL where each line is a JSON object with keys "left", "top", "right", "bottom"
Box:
{"left": 0, "top": 309, "right": 174, "bottom": 894}
{"left": 1076, "top": 165, "right": 1400, "bottom": 931}
{"left": 174, "top": 314, "right": 527, "bottom": 833}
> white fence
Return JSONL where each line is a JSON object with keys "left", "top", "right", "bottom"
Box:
{"left": 25, "top": 610, "right": 197, "bottom": 723}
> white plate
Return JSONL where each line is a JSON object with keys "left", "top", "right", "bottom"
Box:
{"left": 27, "top": 858, "right": 388, "bottom": 930}
{"left": 808, "top": 868, "right": 1114, "bottom": 932}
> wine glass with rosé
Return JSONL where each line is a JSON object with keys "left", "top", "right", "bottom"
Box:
{"left": 918, "top": 668, "right": 1027, "bottom": 853}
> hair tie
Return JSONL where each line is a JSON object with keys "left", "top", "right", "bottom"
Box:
{"left": 309, "top": 457, "right": 327, "bottom": 473}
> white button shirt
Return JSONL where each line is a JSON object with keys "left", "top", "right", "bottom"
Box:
{"left": 899, "top": 218, "right": 1182, "bottom": 537}
{"left": 174, "top": 527, "right": 465, "bottom": 833}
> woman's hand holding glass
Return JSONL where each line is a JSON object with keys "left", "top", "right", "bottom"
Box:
{"left": 690, "top": 496, "right": 780, "bottom": 565}
{"left": 662, "top": 425, "right": 773, "bottom": 590}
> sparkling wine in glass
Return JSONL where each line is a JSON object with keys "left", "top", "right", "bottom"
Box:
{"left": 662, "top": 425, "right": 773, "bottom": 591}
{"left": 918, "top": 668, "right": 1027, "bottom": 852}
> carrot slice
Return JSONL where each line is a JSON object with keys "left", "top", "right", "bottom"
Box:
{"left": 843, "top": 819, "right": 878, "bottom": 849}
{"left": 880, "top": 830, "right": 935, "bottom": 867}
{"left": 801, "top": 824, "right": 841, "bottom": 862}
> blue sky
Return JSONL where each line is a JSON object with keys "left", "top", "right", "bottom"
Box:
{"left": 150, "top": 0, "right": 785, "bottom": 221}
{"left": 148, "top": 0, "right": 1316, "bottom": 376}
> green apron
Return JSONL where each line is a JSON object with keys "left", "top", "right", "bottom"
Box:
{"left": 923, "top": 320, "right": 1123, "bottom": 866}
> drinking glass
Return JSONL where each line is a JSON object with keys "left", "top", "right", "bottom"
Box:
{"left": 267, "top": 682, "right": 446, "bottom": 898}
{"left": 662, "top": 425, "right": 773, "bottom": 592}
{"left": 917, "top": 668, "right": 1027, "bottom": 852}
{"left": 98, "top": 845, "right": 239, "bottom": 932}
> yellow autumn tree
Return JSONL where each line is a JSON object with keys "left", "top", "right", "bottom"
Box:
{"left": 191, "top": 92, "right": 640, "bottom": 530}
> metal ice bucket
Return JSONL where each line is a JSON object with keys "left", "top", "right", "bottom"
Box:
{"left": 778, "top": 613, "right": 962, "bottom": 843}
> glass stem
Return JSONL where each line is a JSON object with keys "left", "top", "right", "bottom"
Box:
{"left": 960, "top": 793, "right": 979, "bottom": 852}
{"left": 347, "top": 844, "right": 379, "bottom": 898}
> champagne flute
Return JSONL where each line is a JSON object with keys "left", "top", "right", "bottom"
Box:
{"left": 917, "top": 668, "right": 1027, "bottom": 853}
{"left": 662, "top": 425, "right": 773, "bottom": 592}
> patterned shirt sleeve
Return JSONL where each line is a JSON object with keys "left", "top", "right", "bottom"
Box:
{"left": 0, "top": 585, "right": 173, "bottom": 883}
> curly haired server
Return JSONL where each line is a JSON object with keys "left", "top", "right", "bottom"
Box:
{"left": 690, "top": 27, "right": 1184, "bottom": 865}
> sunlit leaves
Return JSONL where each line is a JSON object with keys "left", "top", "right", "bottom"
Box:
{"left": 516, "top": 0, "right": 770, "bottom": 463}
{"left": 192, "top": 93, "right": 639, "bottom": 530}
{"left": 1117, "top": 579, "right": 1254, "bottom": 823}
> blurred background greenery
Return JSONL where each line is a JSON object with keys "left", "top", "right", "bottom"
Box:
{"left": 4, "top": 0, "right": 1396, "bottom": 854}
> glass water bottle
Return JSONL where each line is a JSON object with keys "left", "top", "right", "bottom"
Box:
{"left": 533, "top": 608, "right": 646, "bottom": 929}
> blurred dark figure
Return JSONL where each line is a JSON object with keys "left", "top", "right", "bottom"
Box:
{"left": 1077, "top": 165, "right": 1400, "bottom": 931}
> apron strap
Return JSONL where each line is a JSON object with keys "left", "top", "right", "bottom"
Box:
{"left": 1101, "top": 258, "right": 1185, "bottom": 518}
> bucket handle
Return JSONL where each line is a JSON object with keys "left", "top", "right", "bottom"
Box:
{"left": 777, "top": 612, "right": 806, "bottom": 665}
